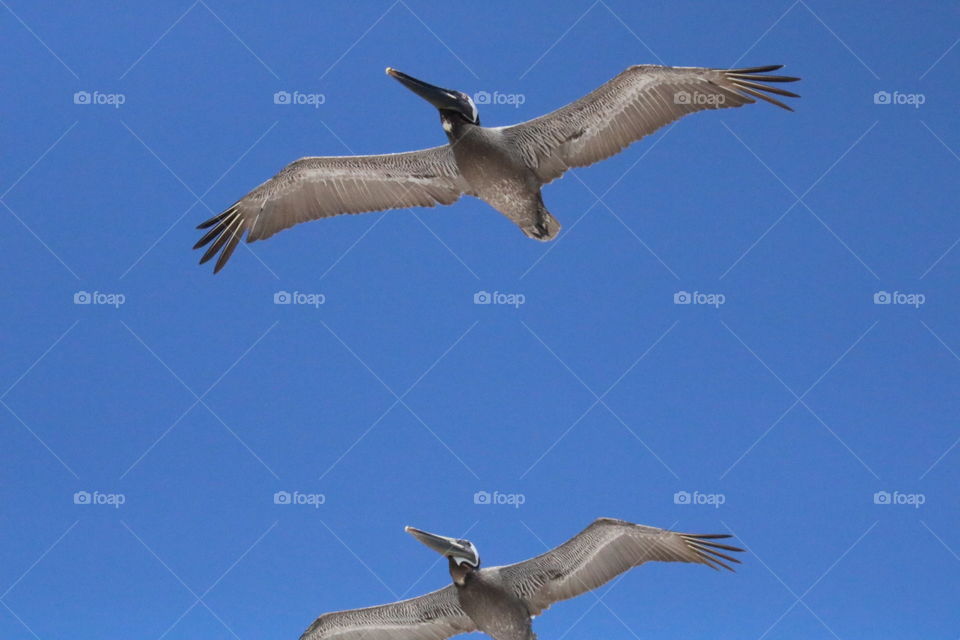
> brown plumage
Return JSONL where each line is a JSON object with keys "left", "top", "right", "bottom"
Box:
{"left": 298, "top": 519, "right": 744, "bottom": 640}
{"left": 195, "top": 64, "right": 798, "bottom": 273}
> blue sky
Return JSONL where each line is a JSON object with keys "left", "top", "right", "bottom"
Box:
{"left": 2, "top": 1, "right": 959, "bottom": 638}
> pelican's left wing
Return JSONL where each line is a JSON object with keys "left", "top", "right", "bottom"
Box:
{"left": 501, "top": 64, "right": 799, "bottom": 184}
{"left": 300, "top": 584, "right": 475, "bottom": 640}
{"left": 492, "top": 518, "right": 744, "bottom": 616}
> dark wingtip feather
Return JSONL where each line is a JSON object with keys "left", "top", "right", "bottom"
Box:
{"left": 734, "top": 85, "right": 795, "bottom": 111}
{"left": 695, "top": 540, "right": 745, "bottom": 553}
{"left": 732, "top": 79, "right": 800, "bottom": 99}
{"left": 193, "top": 217, "right": 230, "bottom": 250}
{"left": 723, "top": 65, "right": 800, "bottom": 111}
{"left": 198, "top": 239, "right": 223, "bottom": 265}
{"left": 731, "top": 64, "right": 783, "bottom": 74}
{"left": 695, "top": 544, "right": 743, "bottom": 565}
{"left": 686, "top": 534, "right": 746, "bottom": 553}
{"left": 197, "top": 208, "right": 232, "bottom": 230}
{"left": 194, "top": 206, "right": 244, "bottom": 273}
{"left": 683, "top": 532, "right": 746, "bottom": 572}
{"left": 214, "top": 232, "right": 243, "bottom": 274}
{"left": 730, "top": 73, "right": 800, "bottom": 83}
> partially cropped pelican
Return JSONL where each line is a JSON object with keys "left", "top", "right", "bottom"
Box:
{"left": 299, "top": 518, "right": 744, "bottom": 640}
{"left": 195, "top": 64, "right": 799, "bottom": 272}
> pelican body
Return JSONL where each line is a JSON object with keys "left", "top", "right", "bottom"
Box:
{"left": 299, "top": 519, "right": 744, "bottom": 640}
{"left": 195, "top": 64, "right": 799, "bottom": 272}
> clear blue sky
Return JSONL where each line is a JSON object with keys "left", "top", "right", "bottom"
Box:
{"left": 2, "top": 2, "right": 958, "bottom": 638}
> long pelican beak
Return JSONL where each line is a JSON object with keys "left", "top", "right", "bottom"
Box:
{"left": 405, "top": 526, "right": 479, "bottom": 566}
{"left": 386, "top": 68, "right": 465, "bottom": 113}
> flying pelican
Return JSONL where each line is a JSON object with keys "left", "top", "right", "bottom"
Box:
{"left": 299, "top": 518, "right": 744, "bottom": 640}
{"left": 196, "top": 64, "right": 799, "bottom": 272}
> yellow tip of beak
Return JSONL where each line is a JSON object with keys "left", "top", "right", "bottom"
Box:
{"left": 385, "top": 67, "right": 396, "bottom": 76}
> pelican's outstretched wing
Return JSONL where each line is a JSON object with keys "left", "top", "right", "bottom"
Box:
{"left": 194, "top": 145, "right": 467, "bottom": 273}
{"left": 493, "top": 518, "right": 744, "bottom": 616}
{"left": 501, "top": 64, "right": 799, "bottom": 184}
{"left": 300, "top": 584, "right": 474, "bottom": 640}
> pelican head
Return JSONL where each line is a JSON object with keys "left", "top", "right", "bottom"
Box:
{"left": 386, "top": 68, "right": 479, "bottom": 129}
{"left": 405, "top": 526, "right": 480, "bottom": 570}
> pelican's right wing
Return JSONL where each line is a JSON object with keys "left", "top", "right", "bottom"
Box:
{"left": 300, "top": 584, "right": 475, "bottom": 640}
{"left": 194, "top": 145, "right": 467, "bottom": 273}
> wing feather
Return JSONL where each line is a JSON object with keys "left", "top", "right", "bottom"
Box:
{"left": 194, "top": 145, "right": 467, "bottom": 273}
{"left": 492, "top": 518, "right": 744, "bottom": 615}
{"left": 300, "top": 584, "right": 474, "bottom": 640}
{"left": 501, "top": 64, "right": 799, "bottom": 184}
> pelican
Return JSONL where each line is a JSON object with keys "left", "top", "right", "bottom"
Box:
{"left": 299, "top": 518, "right": 744, "bottom": 640}
{"left": 196, "top": 64, "right": 799, "bottom": 272}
